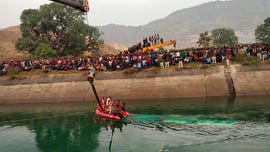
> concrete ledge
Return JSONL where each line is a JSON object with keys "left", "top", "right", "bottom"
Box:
{"left": 0, "top": 74, "right": 228, "bottom": 103}
{"left": 1, "top": 65, "right": 270, "bottom": 103}
{"left": 232, "top": 71, "right": 270, "bottom": 96}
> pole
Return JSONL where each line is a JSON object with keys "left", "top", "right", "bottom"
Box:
{"left": 109, "top": 129, "right": 114, "bottom": 152}
{"left": 90, "top": 82, "right": 104, "bottom": 111}
{"left": 88, "top": 64, "right": 103, "bottom": 111}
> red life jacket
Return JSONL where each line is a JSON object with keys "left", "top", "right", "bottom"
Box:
{"left": 116, "top": 101, "right": 121, "bottom": 108}
{"left": 101, "top": 99, "right": 105, "bottom": 105}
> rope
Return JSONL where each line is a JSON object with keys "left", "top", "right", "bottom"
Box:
{"left": 81, "top": 84, "right": 91, "bottom": 102}
{"left": 90, "top": 82, "right": 104, "bottom": 111}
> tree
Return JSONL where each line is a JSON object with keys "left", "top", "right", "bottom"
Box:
{"left": 211, "top": 28, "right": 238, "bottom": 47}
{"left": 16, "top": 36, "right": 40, "bottom": 53}
{"left": 34, "top": 43, "right": 57, "bottom": 58}
{"left": 16, "top": 3, "right": 103, "bottom": 56}
{"left": 197, "top": 31, "right": 212, "bottom": 48}
{"left": 255, "top": 17, "right": 270, "bottom": 43}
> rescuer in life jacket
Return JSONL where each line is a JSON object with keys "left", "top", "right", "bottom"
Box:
{"left": 88, "top": 64, "right": 95, "bottom": 84}
{"left": 121, "top": 103, "right": 127, "bottom": 112}
{"left": 106, "top": 97, "right": 114, "bottom": 114}
{"left": 100, "top": 97, "right": 106, "bottom": 112}
{"left": 112, "top": 99, "right": 123, "bottom": 116}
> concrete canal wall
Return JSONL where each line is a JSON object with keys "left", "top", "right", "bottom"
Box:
{"left": 0, "top": 65, "right": 269, "bottom": 103}
{"left": 231, "top": 65, "right": 270, "bottom": 96}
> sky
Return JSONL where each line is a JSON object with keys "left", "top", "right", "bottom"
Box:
{"left": 0, "top": 0, "right": 215, "bottom": 28}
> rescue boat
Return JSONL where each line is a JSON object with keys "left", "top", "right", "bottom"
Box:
{"left": 95, "top": 109, "right": 130, "bottom": 120}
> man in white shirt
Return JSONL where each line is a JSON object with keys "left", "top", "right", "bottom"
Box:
{"left": 88, "top": 65, "right": 95, "bottom": 84}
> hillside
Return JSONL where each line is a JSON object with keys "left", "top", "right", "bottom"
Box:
{"left": 98, "top": 0, "right": 270, "bottom": 48}
{"left": 0, "top": 26, "right": 29, "bottom": 62}
{"left": 0, "top": 26, "right": 121, "bottom": 62}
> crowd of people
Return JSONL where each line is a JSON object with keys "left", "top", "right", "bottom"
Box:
{"left": 143, "top": 34, "right": 164, "bottom": 47}
{"left": 0, "top": 42, "right": 270, "bottom": 76}
{"left": 128, "top": 33, "right": 164, "bottom": 53}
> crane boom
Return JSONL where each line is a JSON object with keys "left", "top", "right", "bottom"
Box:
{"left": 142, "top": 40, "right": 176, "bottom": 52}
{"left": 50, "top": 0, "right": 89, "bottom": 12}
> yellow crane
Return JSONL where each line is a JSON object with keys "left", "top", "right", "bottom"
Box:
{"left": 142, "top": 40, "right": 176, "bottom": 52}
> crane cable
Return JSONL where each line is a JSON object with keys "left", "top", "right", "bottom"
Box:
{"left": 84, "top": 12, "right": 104, "bottom": 111}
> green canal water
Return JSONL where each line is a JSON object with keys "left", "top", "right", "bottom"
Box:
{"left": 0, "top": 96, "right": 270, "bottom": 152}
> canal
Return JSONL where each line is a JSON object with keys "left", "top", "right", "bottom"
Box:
{"left": 0, "top": 96, "right": 270, "bottom": 152}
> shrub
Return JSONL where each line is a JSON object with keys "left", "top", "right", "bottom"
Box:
{"left": 234, "top": 54, "right": 258, "bottom": 65}
{"left": 34, "top": 43, "right": 57, "bottom": 58}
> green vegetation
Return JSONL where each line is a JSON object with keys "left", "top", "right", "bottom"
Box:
{"left": 34, "top": 43, "right": 56, "bottom": 58}
{"left": 180, "top": 62, "right": 213, "bottom": 70}
{"left": 197, "top": 31, "right": 212, "bottom": 48}
{"left": 212, "top": 28, "right": 238, "bottom": 47}
{"left": 15, "top": 3, "right": 103, "bottom": 56}
{"left": 8, "top": 69, "right": 20, "bottom": 79}
{"left": 233, "top": 54, "right": 258, "bottom": 65}
{"left": 255, "top": 17, "right": 270, "bottom": 43}
{"left": 197, "top": 28, "right": 238, "bottom": 48}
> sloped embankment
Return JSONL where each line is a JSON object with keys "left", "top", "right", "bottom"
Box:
{"left": 0, "top": 67, "right": 229, "bottom": 103}
{"left": 0, "top": 65, "right": 269, "bottom": 103}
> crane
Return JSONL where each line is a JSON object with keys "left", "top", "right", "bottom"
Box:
{"left": 48, "top": 1, "right": 104, "bottom": 109}
{"left": 142, "top": 40, "right": 176, "bottom": 52}
{"left": 50, "top": 0, "right": 89, "bottom": 12}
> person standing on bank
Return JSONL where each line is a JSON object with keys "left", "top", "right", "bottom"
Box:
{"left": 226, "top": 55, "right": 230, "bottom": 66}
{"left": 179, "top": 57, "right": 184, "bottom": 69}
